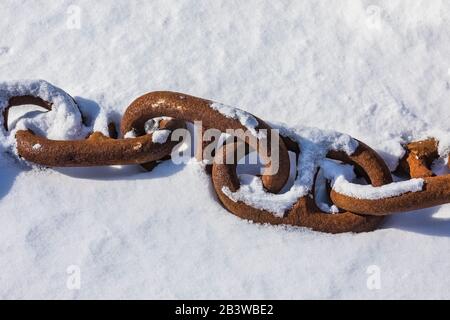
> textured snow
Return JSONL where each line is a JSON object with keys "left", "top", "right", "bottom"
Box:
{"left": 151, "top": 130, "right": 171, "bottom": 144}
{"left": 210, "top": 102, "right": 265, "bottom": 139}
{"left": 432, "top": 156, "right": 450, "bottom": 176}
{"left": 0, "top": 0, "right": 449, "bottom": 299}
{"left": 321, "top": 159, "right": 425, "bottom": 200}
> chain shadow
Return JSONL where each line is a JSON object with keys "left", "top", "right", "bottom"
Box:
{"left": 55, "top": 160, "right": 186, "bottom": 181}
{"left": 3, "top": 158, "right": 450, "bottom": 238}
{"left": 380, "top": 205, "right": 450, "bottom": 237}
{"left": 0, "top": 160, "right": 26, "bottom": 201}
{"left": 0, "top": 96, "right": 102, "bottom": 202}
{"left": 74, "top": 96, "right": 101, "bottom": 127}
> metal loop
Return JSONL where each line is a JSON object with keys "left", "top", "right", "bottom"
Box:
{"left": 1, "top": 82, "right": 448, "bottom": 234}
{"left": 0, "top": 83, "right": 185, "bottom": 168}
{"left": 211, "top": 140, "right": 392, "bottom": 234}
{"left": 330, "top": 139, "right": 450, "bottom": 215}
{"left": 15, "top": 119, "right": 185, "bottom": 167}
{"left": 121, "top": 91, "right": 291, "bottom": 194}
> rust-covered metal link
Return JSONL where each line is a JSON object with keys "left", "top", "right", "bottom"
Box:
{"left": 1, "top": 86, "right": 185, "bottom": 168}
{"left": 330, "top": 139, "right": 450, "bottom": 216}
{"left": 1, "top": 81, "right": 449, "bottom": 234}
{"left": 211, "top": 140, "right": 392, "bottom": 234}
{"left": 121, "top": 91, "right": 291, "bottom": 194}
{"left": 15, "top": 119, "right": 185, "bottom": 167}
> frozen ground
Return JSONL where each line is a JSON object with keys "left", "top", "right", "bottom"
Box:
{"left": 0, "top": 0, "right": 449, "bottom": 299}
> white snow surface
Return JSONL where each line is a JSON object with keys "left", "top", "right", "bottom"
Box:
{"left": 0, "top": 0, "right": 449, "bottom": 299}
{"left": 151, "top": 130, "right": 171, "bottom": 144}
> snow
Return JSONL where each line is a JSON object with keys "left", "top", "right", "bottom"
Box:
{"left": 151, "top": 130, "right": 171, "bottom": 144}
{"left": 315, "top": 168, "right": 340, "bottom": 214}
{"left": 320, "top": 159, "right": 425, "bottom": 200}
{"left": 210, "top": 102, "right": 265, "bottom": 139}
{"left": 0, "top": 80, "right": 89, "bottom": 146}
{"left": 124, "top": 118, "right": 172, "bottom": 142}
{"left": 333, "top": 177, "right": 424, "bottom": 200}
{"left": 432, "top": 157, "right": 450, "bottom": 176}
{"left": 144, "top": 117, "right": 172, "bottom": 134}
{"left": 124, "top": 130, "right": 136, "bottom": 139}
{"left": 0, "top": 0, "right": 449, "bottom": 299}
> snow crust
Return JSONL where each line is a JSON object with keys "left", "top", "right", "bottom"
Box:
{"left": 320, "top": 159, "right": 425, "bottom": 200}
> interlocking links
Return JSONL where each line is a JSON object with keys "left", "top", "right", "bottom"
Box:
{"left": 330, "top": 176, "right": 449, "bottom": 215}
{"left": 1, "top": 82, "right": 185, "bottom": 167}
{"left": 15, "top": 119, "right": 185, "bottom": 167}
{"left": 3, "top": 81, "right": 449, "bottom": 234}
{"left": 330, "top": 139, "right": 450, "bottom": 215}
{"left": 212, "top": 139, "right": 392, "bottom": 234}
{"left": 399, "top": 139, "right": 449, "bottom": 177}
{"left": 121, "top": 91, "right": 291, "bottom": 194}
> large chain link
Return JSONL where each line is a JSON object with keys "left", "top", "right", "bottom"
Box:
{"left": 2, "top": 82, "right": 449, "bottom": 234}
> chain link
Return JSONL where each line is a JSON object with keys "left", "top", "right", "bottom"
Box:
{"left": 2, "top": 83, "right": 449, "bottom": 234}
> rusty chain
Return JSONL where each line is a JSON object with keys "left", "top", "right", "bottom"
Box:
{"left": 1, "top": 81, "right": 449, "bottom": 234}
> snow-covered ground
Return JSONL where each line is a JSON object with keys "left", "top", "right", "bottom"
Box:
{"left": 0, "top": 0, "right": 449, "bottom": 299}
